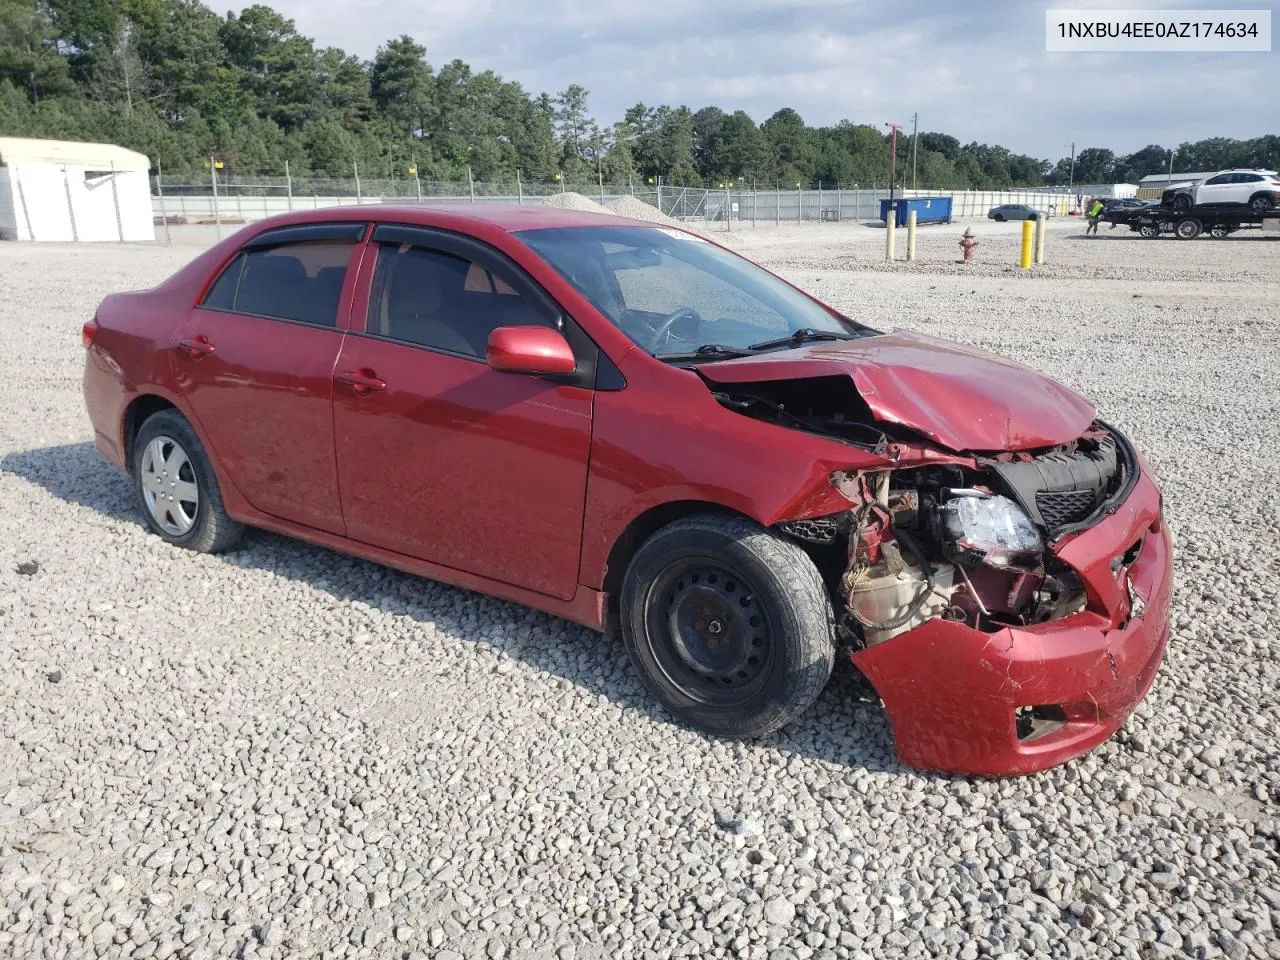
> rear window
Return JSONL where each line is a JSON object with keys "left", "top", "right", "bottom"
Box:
{"left": 202, "top": 241, "right": 354, "bottom": 327}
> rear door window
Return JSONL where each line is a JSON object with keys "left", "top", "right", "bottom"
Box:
{"left": 203, "top": 240, "right": 357, "bottom": 327}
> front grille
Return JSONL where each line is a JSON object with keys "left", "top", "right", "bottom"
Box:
{"left": 988, "top": 426, "right": 1134, "bottom": 538}
{"left": 1035, "top": 489, "right": 1098, "bottom": 528}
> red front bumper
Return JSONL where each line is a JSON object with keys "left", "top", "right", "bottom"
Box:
{"left": 853, "top": 465, "right": 1172, "bottom": 777}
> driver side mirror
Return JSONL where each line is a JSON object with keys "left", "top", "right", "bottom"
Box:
{"left": 486, "top": 325, "right": 577, "bottom": 376}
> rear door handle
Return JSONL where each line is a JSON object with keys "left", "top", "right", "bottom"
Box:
{"left": 177, "top": 337, "right": 215, "bottom": 359}
{"left": 335, "top": 369, "right": 386, "bottom": 396}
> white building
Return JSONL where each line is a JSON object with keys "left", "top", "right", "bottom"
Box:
{"left": 0, "top": 137, "right": 154, "bottom": 242}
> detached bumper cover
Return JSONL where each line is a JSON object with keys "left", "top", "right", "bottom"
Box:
{"left": 853, "top": 464, "right": 1171, "bottom": 776}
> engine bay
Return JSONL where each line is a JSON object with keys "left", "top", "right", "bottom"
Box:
{"left": 774, "top": 428, "right": 1136, "bottom": 648}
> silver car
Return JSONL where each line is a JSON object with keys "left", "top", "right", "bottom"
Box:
{"left": 987, "top": 204, "right": 1042, "bottom": 221}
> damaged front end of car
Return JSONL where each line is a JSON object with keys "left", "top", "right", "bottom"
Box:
{"left": 718, "top": 387, "right": 1170, "bottom": 775}
{"left": 784, "top": 422, "right": 1169, "bottom": 775}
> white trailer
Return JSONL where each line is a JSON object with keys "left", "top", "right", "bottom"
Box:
{"left": 0, "top": 137, "right": 154, "bottom": 242}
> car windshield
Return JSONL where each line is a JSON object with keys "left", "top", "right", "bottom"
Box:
{"left": 515, "top": 225, "right": 866, "bottom": 359}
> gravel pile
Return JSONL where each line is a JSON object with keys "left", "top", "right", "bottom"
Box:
{"left": 1, "top": 227, "right": 1278, "bottom": 960}
{"left": 538, "top": 192, "right": 611, "bottom": 214}
{"left": 607, "top": 195, "right": 684, "bottom": 228}
{"left": 607, "top": 195, "right": 712, "bottom": 240}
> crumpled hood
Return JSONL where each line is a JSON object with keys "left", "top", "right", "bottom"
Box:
{"left": 698, "top": 330, "right": 1097, "bottom": 452}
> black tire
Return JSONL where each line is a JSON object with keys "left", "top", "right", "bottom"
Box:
{"left": 620, "top": 514, "right": 835, "bottom": 739}
{"left": 1175, "top": 218, "right": 1202, "bottom": 240}
{"left": 1139, "top": 224, "right": 1159, "bottom": 238}
{"left": 132, "top": 409, "right": 243, "bottom": 553}
{"left": 993, "top": 214, "right": 1005, "bottom": 222}
{"left": 1249, "top": 194, "right": 1275, "bottom": 215}
{"left": 1172, "top": 194, "right": 1192, "bottom": 214}
{"left": 1210, "top": 224, "right": 1230, "bottom": 239}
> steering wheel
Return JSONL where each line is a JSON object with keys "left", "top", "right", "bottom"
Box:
{"left": 651, "top": 306, "right": 705, "bottom": 351}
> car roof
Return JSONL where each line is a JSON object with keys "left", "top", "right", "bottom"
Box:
{"left": 238, "top": 203, "right": 655, "bottom": 234}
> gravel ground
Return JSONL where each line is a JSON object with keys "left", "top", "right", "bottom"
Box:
{"left": 1, "top": 221, "right": 1278, "bottom": 960}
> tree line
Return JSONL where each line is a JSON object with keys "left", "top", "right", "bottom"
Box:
{"left": 2, "top": 0, "right": 1277, "bottom": 187}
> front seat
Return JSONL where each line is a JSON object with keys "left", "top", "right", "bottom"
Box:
{"left": 383, "top": 249, "right": 475, "bottom": 355}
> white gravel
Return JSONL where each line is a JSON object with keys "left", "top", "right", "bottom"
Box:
{"left": 538, "top": 192, "right": 611, "bottom": 213}
{"left": 2, "top": 222, "right": 1278, "bottom": 960}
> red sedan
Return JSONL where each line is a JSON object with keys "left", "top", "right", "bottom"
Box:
{"left": 82, "top": 206, "right": 1171, "bottom": 776}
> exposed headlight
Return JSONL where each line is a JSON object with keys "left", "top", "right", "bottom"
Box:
{"left": 938, "top": 494, "right": 1043, "bottom": 568}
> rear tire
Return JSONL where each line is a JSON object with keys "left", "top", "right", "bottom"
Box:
{"left": 620, "top": 514, "right": 835, "bottom": 739}
{"left": 1175, "top": 217, "right": 1202, "bottom": 240}
{"left": 1249, "top": 194, "right": 1275, "bottom": 215}
{"left": 133, "top": 410, "right": 243, "bottom": 553}
{"left": 1210, "top": 224, "right": 1230, "bottom": 239}
{"left": 993, "top": 214, "right": 1005, "bottom": 222}
{"left": 1139, "top": 224, "right": 1159, "bottom": 238}
{"left": 1172, "top": 194, "right": 1192, "bottom": 214}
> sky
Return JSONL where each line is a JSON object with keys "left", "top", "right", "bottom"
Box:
{"left": 210, "top": 0, "right": 1277, "bottom": 163}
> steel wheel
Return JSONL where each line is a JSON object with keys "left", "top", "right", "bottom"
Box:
{"left": 139, "top": 435, "right": 200, "bottom": 536}
{"left": 642, "top": 559, "right": 775, "bottom": 707}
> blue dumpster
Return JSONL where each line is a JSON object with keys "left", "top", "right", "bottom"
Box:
{"left": 879, "top": 196, "right": 954, "bottom": 226}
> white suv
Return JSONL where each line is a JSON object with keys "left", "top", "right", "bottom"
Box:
{"left": 1166, "top": 169, "right": 1280, "bottom": 214}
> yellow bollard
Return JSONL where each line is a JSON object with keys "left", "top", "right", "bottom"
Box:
{"left": 1020, "top": 219, "right": 1034, "bottom": 268}
{"left": 886, "top": 210, "right": 897, "bottom": 260}
{"left": 907, "top": 209, "right": 918, "bottom": 261}
{"left": 1035, "top": 215, "right": 1046, "bottom": 265}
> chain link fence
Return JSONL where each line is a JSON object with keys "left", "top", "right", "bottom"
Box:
{"left": 152, "top": 172, "right": 1078, "bottom": 234}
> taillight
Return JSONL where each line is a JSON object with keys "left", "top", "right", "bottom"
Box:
{"left": 82, "top": 318, "right": 99, "bottom": 350}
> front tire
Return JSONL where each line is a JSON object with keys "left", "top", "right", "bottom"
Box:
{"left": 133, "top": 410, "right": 243, "bottom": 553}
{"left": 1139, "top": 224, "right": 1159, "bottom": 238}
{"left": 993, "top": 214, "right": 1005, "bottom": 222}
{"left": 620, "top": 515, "right": 835, "bottom": 739}
{"left": 1175, "top": 217, "right": 1202, "bottom": 240}
{"left": 1172, "top": 194, "right": 1192, "bottom": 214}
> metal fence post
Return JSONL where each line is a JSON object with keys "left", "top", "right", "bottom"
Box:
{"left": 210, "top": 157, "right": 221, "bottom": 240}
{"left": 354, "top": 162, "right": 361, "bottom": 204}
{"left": 656, "top": 181, "right": 662, "bottom": 214}
{"left": 109, "top": 160, "right": 124, "bottom": 241}
{"left": 468, "top": 166, "right": 475, "bottom": 202}
{"left": 517, "top": 170, "right": 523, "bottom": 206}
{"left": 776, "top": 183, "right": 780, "bottom": 227}
{"left": 62, "top": 165, "right": 79, "bottom": 241}
{"left": 798, "top": 187, "right": 803, "bottom": 224}
{"left": 286, "top": 160, "right": 293, "bottom": 211}
{"left": 14, "top": 170, "right": 34, "bottom": 240}
{"left": 155, "top": 166, "right": 172, "bottom": 245}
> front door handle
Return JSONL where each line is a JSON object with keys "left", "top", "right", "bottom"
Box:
{"left": 335, "top": 369, "right": 387, "bottom": 396}
{"left": 177, "top": 337, "right": 215, "bottom": 359}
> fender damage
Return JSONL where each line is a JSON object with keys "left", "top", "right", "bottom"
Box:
{"left": 698, "top": 336, "right": 1172, "bottom": 776}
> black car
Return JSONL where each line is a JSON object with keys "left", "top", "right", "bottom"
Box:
{"left": 1102, "top": 199, "right": 1158, "bottom": 228}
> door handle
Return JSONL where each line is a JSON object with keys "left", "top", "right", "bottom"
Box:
{"left": 335, "top": 369, "right": 387, "bottom": 396}
{"left": 177, "top": 337, "right": 215, "bottom": 359}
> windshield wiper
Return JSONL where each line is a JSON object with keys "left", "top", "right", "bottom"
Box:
{"left": 747, "top": 328, "right": 858, "bottom": 352}
{"left": 655, "top": 343, "right": 754, "bottom": 362}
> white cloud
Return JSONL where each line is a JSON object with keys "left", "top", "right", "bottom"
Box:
{"left": 208, "top": 0, "right": 1278, "bottom": 160}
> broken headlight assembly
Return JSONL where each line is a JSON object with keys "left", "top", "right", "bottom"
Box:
{"left": 937, "top": 493, "right": 1042, "bottom": 569}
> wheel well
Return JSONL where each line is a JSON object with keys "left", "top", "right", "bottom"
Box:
{"left": 600, "top": 501, "right": 753, "bottom": 616}
{"left": 123, "top": 395, "right": 178, "bottom": 466}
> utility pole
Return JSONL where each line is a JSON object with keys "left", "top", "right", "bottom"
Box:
{"left": 1167, "top": 146, "right": 1177, "bottom": 183}
{"left": 910, "top": 112, "right": 919, "bottom": 191}
{"left": 885, "top": 122, "right": 903, "bottom": 204}
{"left": 1067, "top": 141, "right": 1076, "bottom": 192}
